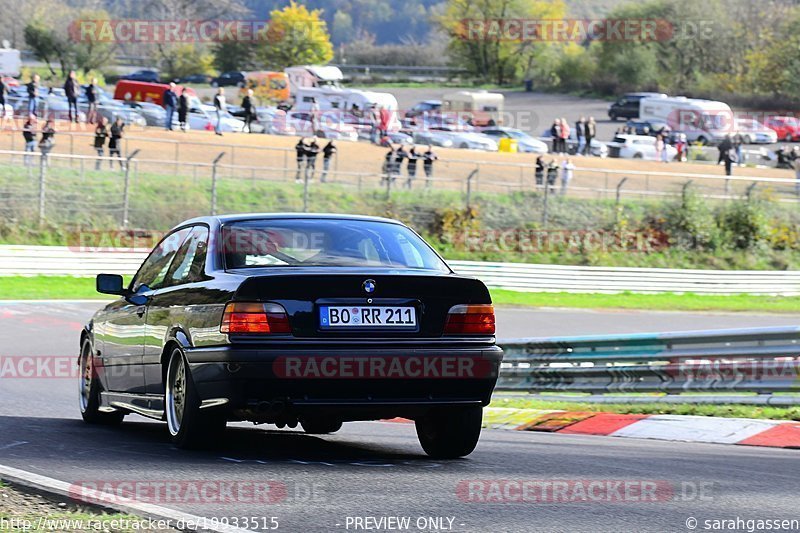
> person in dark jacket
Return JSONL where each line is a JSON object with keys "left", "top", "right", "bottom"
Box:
{"left": 38, "top": 119, "right": 55, "bottom": 167}
{"left": 575, "top": 116, "right": 586, "bottom": 155}
{"left": 718, "top": 134, "right": 733, "bottom": 164}
{"left": 64, "top": 70, "right": 79, "bottom": 123}
{"left": 0, "top": 77, "right": 7, "bottom": 130}
{"left": 304, "top": 136, "right": 320, "bottom": 181}
{"left": 422, "top": 144, "right": 437, "bottom": 187}
{"left": 392, "top": 145, "right": 407, "bottom": 183}
{"left": 295, "top": 137, "right": 306, "bottom": 183}
{"left": 546, "top": 160, "right": 559, "bottom": 194}
{"left": 550, "top": 119, "right": 561, "bottom": 154}
{"left": 382, "top": 145, "right": 395, "bottom": 183}
{"left": 241, "top": 89, "right": 255, "bottom": 133}
{"left": 213, "top": 87, "right": 226, "bottom": 135}
{"left": 109, "top": 117, "right": 125, "bottom": 169}
{"left": 22, "top": 117, "right": 37, "bottom": 166}
{"left": 86, "top": 78, "right": 98, "bottom": 124}
{"left": 406, "top": 146, "right": 419, "bottom": 189}
{"left": 177, "top": 90, "right": 188, "bottom": 132}
{"left": 321, "top": 140, "right": 336, "bottom": 182}
{"left": 163, "top": 82, "right": 177, "bottom": 130}
{"left": 535, "top": 155, "right": 545, "bottom": 188}
{"left": 27, "top": 74, "right": 40, "bottom": 117}
{"left": 93, "top": 117, "right": 108, "bottom": 170}
{"left": 583, "top": 117, "right": 596, "bottom": 156}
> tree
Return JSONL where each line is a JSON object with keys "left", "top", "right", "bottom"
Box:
{"left": 436, "top": 0, "right": 567, "bottom": 85}
{"left": 162, "top": 44, "right": 215, "bottom": 81}
{"left": 256, "top": 1, "right": 334, "bottom": 70}
{"left": 212, "top": 40, "right": 257, "bottom": 73}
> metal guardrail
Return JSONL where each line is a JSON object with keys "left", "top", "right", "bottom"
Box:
{"left": 497, "top": 326, "right": 800, "bottom": 404}
{"left": 2, "top": 247, "right": 799, "bottom": 295}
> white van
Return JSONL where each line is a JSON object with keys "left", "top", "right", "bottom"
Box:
{"left": 639, "top": 96, "right": 736, "bottom": 144}
{"left": 294, "top": 87, "right": 398, "bottom": 112}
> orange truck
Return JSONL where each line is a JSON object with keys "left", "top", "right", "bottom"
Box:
{"left": 113, "top": 80, "right": 196, "bottom": 107}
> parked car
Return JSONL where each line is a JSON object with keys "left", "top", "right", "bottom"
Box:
{"left": 10, "top": 95, "right": 86, "bottom": 122}
{"left": 199, "top": 104, "right": 246, "bottom": 133}
{"left": 120, "top": 70, "right": 160, "bottom": 83}
{"left": 608, "top": 92, "right": 667, "bottom": 121}
{"left": 77, "top": 92, "right": 147, "bottom": 127}
{"left": 624, "top": 119, "right": 671, "bottom": 136}
{"left": 609, "top": 134, "right": 678, "bottom": 160}
{"left": 481, "top": 127, "right": 548, "bottom": 153}
{"left": 179, "top": 74, "right": 213, "bottom": 84}
{"left": 210, "top": 71, "right": 246, "bottom": 88}
{"left": 403, "top": 113, "right": 475, "bottom": 132}
{"left": 734, "top": 118, "right": 778, "bottom": 144}
{"left": 765, "top": 116, "right": 800, "bottom": 142}
{"left": 121, "top": 101, "right": 166, "bottom": 127}
{"left": 83, "top": 214, "right": 502, "bottom": 457}
{"left": 408, "top": 129, "right": 454, "bottom": 148}
{"left": 404, "top": 100, "right": 442, "bottom": 119}
{"left": 427, "top": 127, "right": 498, "bottom": 151}
{"left": 280, "top": 111, "right": 359, "bottom": 141}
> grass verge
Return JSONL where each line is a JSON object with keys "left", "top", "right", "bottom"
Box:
{"left": 1, "top": 277, "right": 799, "bottom": 314}
{"left": 490, "top": 396, "right": 800, "bottom": 421}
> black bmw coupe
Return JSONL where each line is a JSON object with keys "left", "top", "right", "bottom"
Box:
{"left": 80, "top": 214, "right": 502, "bottom": 458}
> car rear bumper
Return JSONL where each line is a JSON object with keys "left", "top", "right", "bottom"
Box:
{"left": 185, "top": 344, "right": 503, "bottom": 420}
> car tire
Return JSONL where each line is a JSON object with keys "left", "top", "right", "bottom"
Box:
{"left": 459, "top": 142, "right": 469, "bottom": 149}
{"left": 785, "top": 134, "right": 793, "bottom": 142}
{"left": 633, "top": 153, "right": 643, "bottom": 159}
{"left": 609, "top": 112, "right": 617, "bottom": 121}
{"left": 743, "top": 135, "right": 752, "bottom": 144}
{"left": 210, "top": 81, "right": 218, "bottom": 88}
{"left": 300, "top": 418, "right": 343, "bottom": 434}
{"left": 165, "top": 347, "right": 226, "bottom": 449}
{"left": 415, "top": 406, "right": 482, "bottom": 459}
{"left": 79, "top": 338, "right": 124, "bottom": 425}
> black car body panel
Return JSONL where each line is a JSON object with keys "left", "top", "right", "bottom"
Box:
{"left": 83, "top": 214, "right": 502, "bottom": 425}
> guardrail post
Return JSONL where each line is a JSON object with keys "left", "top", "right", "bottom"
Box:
{"left": 746, "top": 182, "right": 757, "bottom": 201}
{"left": 210, "top": 152, "right": 226, "bottom": 215}
{"left": 122, "top": 149, "right": 141, "bottom": 229}
{"left": 614, "top": 177, "right": 628, "bottom": 227}
{"left": 681, "top": 180, "right": 693, "bottom": 202}
{"left": 541, "top": 176, "right": 550, "bottom": 227}
{"left": 38, "top": 154, "right": 46, "bottom": 226}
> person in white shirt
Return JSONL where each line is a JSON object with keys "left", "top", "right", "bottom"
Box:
{"left": 561, "top": 158, "right": 575, "bottom": 195}
{"left": 213, "top": 87, "right": 227, "bottom": 136}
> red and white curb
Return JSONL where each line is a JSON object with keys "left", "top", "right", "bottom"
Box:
{"left": 480, "top": 408, "right": 800, "bottom": 449}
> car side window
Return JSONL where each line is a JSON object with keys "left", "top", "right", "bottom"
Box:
{"left": 131, "top": 228, "right": 191, "bottom": 292}
{"left": 166, "top": 226, "right": 210, "bottom": 286}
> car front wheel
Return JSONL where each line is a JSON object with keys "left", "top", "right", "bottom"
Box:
{"left": 165, "top": 347, "right": 226, "bottom": 448}
{"left": 301, "top": 418, "right": 343, "bottom": 434}
{"left": 415, "top": 406, "right": 482, "bottom": 459}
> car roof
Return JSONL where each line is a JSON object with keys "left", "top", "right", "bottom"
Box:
{"left": 175, "top": 213, "right": 406, "bottom": 229}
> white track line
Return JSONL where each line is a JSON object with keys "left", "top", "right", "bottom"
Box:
{"left": 0, "top": 463, "right": 254, "bottom": 533}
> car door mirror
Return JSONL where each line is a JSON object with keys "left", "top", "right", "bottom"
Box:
{"left": 96, "top": 273, "right": 128, "bottom": 296}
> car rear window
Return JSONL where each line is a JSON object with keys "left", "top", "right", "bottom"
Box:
{"left": 222, "top": 219, "right": 450, "bottom": 272}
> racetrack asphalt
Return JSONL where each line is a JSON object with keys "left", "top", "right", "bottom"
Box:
{"left": 1, "top": 301, "right": 799, "bottom": 532}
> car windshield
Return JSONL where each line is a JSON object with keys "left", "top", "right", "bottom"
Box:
{"left": 222, "top": 219, "right": 449, "bottom": 272}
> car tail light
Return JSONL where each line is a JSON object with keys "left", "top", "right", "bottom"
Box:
{"left": 444, "top": 304, "right": 495, "bottom": 335}
{"left": 220, "top": 302, "right": 291, "bottom": 334}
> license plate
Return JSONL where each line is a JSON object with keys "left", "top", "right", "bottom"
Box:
{"left": 319, "top": 306, "right": 417, "bottom": 328}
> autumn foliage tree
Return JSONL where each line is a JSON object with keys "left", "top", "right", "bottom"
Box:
{"left": 256, "top": 1, "right": 334, "bottom": 70}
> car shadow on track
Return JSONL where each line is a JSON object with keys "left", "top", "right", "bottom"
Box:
{"left": 0, "top": 416, "right": 436, "bottom": 466}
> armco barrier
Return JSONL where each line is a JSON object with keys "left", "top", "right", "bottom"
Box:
{"left": 1, "top": 246, "right": 799, "bottom": 295}
{"left": 497, "top": 326, "right": 800, "bottom": 404}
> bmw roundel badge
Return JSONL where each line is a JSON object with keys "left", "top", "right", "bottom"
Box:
{"left": 362, "top": 279, "right": 376, "bottom": 294}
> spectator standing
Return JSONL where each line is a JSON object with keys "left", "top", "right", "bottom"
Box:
{"left": 393, "top": 144, "right": 407, "bottom": 183}
{"left": 379, "top": 106, "right": 391, "bottom": 138}
{"left": 64, "top": 70, "right": 79, "bottom": 123}
{"left": 575, "top": 117, "right": 586, "bottom": 155}
{"left": 655, "top": 134, "right": 665, "bottom": 162}
{"left": 723, "top": 144, "right": 737, "bottom": 176}
{"left": 177, "top": 90, "right": 188, "bottom": 132}
{"left": 242, "top": 89, "right": 255, "bottom": 133}
{"left": 109, "top": 117, "right": 125, "bottom": 169}
{"left": 584, "top": 117, "right": 596, "bottom": 156}
{"left": 422, "top": 144, "right": 437, "bottom": 187}
{"left": 382, "top": 145, "right": 395, "bottom": 183}
{"left": 559, "top": 117, "right": 570, "bottom": 154}
{"left": 718, "top": 134, "right": 732, "bottom": 164}
{"left": 535, "top": 155, "right": 545, "bottom": 188}
{"left": 321, "top": 140, "right": 336, "bottom": 182}
{"left": 163, "top": 82, "right": 177, "bottom": 130}
{"left": 305, "top": 136, "right": 320, "bottom": 181}
{"left": 561, "top": 158, "right": 575, "bottom": 195}
{"left": 734, "top": 133, "right": 744, "bottom": 166}
{"left": 27, "top": 74, "right": 40, "bottom": 117}
{"left": 295, "top": 137, "right": 307, "bottom": 183}
{"left": 93, "top": 117, "right": 108, "bottom": 170}
{"left": 550, "top": 119, "right": 561, "bottom": 154}
{"left": 369, "top": 105, "right": 380, "bottom": 144}
{"left": 22, "top": 117, "right": 37, "bottom": 166}
{"left": 38, "top": 119, "right": 55, "bottom": 167}
{"left": 0, "top": 78, "right": 7, "bottom": 130}
{"left": 86, "top": 78, "right": 98, "bottom": 124}
{"left": 213, "top": 87, "right": 226, "bottom": 136}
{"left": 546, "top": 160, "right": 559, "bottom": 194}
{"left": 406, "top": 146, "right": 418, "bottom": 189}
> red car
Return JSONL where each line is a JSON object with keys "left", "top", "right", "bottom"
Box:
{"left": 765, "top": 116, "right": 800, "bottom": 142}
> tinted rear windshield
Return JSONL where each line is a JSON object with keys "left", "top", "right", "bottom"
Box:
{"left": 222, "top": 219, "right": 450, "bottom": 272}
